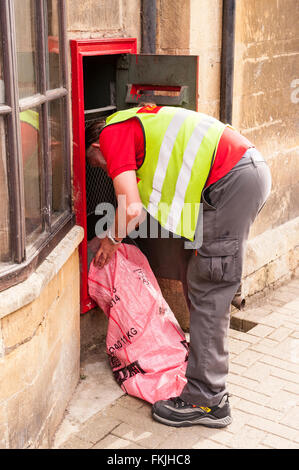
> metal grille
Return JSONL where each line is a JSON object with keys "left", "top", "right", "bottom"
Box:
{"left": 85, "top": 159, "right": 116, "bottom": 240}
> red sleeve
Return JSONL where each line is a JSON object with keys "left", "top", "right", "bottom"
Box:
{"left": 99, "top": 119, "right": 142, "bottom": 180}
{"left": 20, "top": 122, "right": 39, "bottom": 165}
{"left": 205, "top": 127, "right": 254, "bottom": 187}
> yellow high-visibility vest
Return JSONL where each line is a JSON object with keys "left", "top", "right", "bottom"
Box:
{"left": 106, "top": 106, "right": 226, "bottom": 240}
{"left": 20, "top": 109, "right": 39, "bottom": 131}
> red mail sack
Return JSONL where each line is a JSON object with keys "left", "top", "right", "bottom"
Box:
{"left": 88, "top": 243, "right": 188, "bottom": 404}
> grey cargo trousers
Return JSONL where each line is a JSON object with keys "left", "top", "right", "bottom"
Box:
{"left": 179, "top": 147, "right": 272, "bottom": 407}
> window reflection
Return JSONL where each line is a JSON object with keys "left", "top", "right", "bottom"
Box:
{"left": 0, "top": 118, "right": 10, "bottom": 262}
{"left": 20, "top": 108, "right": 42, "bottom": 241}
{"left": 49, "top": 99, "right": 67, "bottom": 218}
{"left": 14, "top": 0, "right": 38, "bottom": 99}
{"left": 46, "top": 0, "right": 62, "bottom": 89}
{"left": 0, "top": 22, "right": 5, "bottom": 104}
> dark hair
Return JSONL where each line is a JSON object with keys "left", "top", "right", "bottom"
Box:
{"left": 138, "top": 101, "right": 156, "bottom": 107}
{"left": 85, "top": 119, "right": 106, "bottom": 149}
{"left": 84, "top": 102, "right": 157, "bottom": 150}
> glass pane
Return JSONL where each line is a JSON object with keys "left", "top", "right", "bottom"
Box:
{"left": 0, "top": 117, "right": 11, "bottom": 262}
{"left": 46, "top": 0, "right": 62, "bottom": 89}
{"left": 49, "top": 98, "right": 68, "bottom": 218}
{"left": 20, "top": 108, "right": 43, "bottom": 242}
{"left": 0, "top": 22, "right": 5, "bottom": 104}
{"left": 14, "top": 0, "right": 38, "bottom": 99}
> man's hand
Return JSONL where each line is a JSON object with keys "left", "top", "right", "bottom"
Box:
{"left": 94, "top": 236, "right": 120, "bottom": 269}
{"left": 87, "top": 236, "right": 101, "bottom": 254}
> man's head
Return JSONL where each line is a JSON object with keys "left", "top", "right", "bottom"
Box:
{"left": 85, "top": 119, "right": 107, "bottom": 171}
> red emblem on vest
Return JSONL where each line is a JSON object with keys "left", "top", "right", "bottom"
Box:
{"left": 137, "top": 105, "right": 162, "bottom": 114}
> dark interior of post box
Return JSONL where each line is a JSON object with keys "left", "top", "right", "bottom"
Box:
{"left": 83, "top": 55, "right": 118, "bottom": 243}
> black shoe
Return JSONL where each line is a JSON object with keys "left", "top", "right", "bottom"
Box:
{"left": 152, "top": 394, "right": 232, "bottom": 428}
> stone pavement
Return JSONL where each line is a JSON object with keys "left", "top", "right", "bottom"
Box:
{"left": 52, "top": 277, "right": 299, "bottom": 450}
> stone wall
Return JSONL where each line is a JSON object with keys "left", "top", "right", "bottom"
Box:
{"left": 0, "top": 226, "right": 84, "bottom": 448}
{"left": 155, "top": 0, "right": 299, "bottom": 309}
{"left": 156, "top": 0, "right": 223, "bottom": 117}
{"left": 234, "top": 0, "right": 299, "bottom": 236}
{"left": 66, "top": 0, "right": 141, "bottom": 46}
{"left": 189, "top": 0, "right": 223, "bottom": 117}
{"left": 233, "top": 0, "right": 299, "bottom": 300}
{"left": 64, "top": 1, "right": 299, "bottom": 327}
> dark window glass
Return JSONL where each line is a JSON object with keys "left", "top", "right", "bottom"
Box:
{"left": 0, "top": 0, "right": 71, "bottom": 291}
{"left": 49, "top": 98, "right": 68, "bottom": 218}
{"left": 46, "top": 0, "right": 62, "bottom": 90}
{"left": 14, "top": 0, "right": 38, "bottom": 99}
{"left": 0, "top": 22, "right": 5, "bottom": 104}
{"left": 20, "top": 108, "right": 43, "bottom": 243}
{"left": 0, "top": 117, "right": 11, "bottom": 263}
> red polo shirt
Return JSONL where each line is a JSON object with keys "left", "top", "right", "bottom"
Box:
{"left": 99, "top": 113, "right": 254, "bottom": 186}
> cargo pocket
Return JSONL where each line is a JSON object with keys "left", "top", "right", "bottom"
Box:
{"left": 197, "top": 238, "right": 239, "bottom": 283}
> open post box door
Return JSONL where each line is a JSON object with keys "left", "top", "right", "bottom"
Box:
{"left": 114, "top": 53, "right": 199, "bottom": 288}
{"left": 71, "top": 38, "right": 199, "bottom": 313}
{"left": 116, "top": 54, "right": 198, "bottom": 111}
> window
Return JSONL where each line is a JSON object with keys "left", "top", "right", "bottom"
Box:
{"left": 0, "top": 0, "right": 73, "bottom": 292}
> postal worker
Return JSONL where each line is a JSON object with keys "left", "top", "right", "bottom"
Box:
{"left": 85, "top": 103, "right": 271, "bottom": 428}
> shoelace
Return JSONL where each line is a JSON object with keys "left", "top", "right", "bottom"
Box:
{"left": 170, "top": 397, "right": 190, "bottom": 408}
{"left": 170, "top": 393, "right": 232, "bottom": 410}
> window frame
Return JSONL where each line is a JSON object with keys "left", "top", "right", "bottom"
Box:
{"left": 0, "top": 0, "right": 74, "bottom": 292}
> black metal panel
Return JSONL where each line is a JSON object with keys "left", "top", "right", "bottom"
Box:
{"left": 220, "top": 0, "right": 236, "bottom": 125}
{"left": 116, "top": 54, "right": 198, "bottom": 110}
{"left": 83, "top": 55, "right": 117, "bottom": 111}
{"left": 85, "top": 160, "right": 116, "bottom": 241}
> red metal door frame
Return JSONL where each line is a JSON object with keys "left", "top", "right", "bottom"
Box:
{"left": 70, "top": 38, "right": 137, "bottom": 314}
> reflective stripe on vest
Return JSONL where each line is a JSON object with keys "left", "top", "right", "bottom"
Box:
{"left": 106, "top": 106, "right": 226, "bottom": 240}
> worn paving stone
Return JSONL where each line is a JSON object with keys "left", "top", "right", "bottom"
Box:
{"left": 111, "top": 422, "right": 166, "bottom": 449}
{"left": 284, "top": 300, "right": 299, "bottom": 311}
{"left": 92, "top": 434, "right": 145, "bottom": 449}
{"left": 279, "top": 406, "right": 299, "bottom": 430}
{"left": 116, "top": 395, "right": 145, "bottom": 410}
{"left": 228, "top": 362, "right": 247, "bottom": 375}
{"left": 191, "top": 439, "right": 230, "bottom": 449}
{"left": 266, "top": 389, "right": 298, "bottom": 414}
{"left": 228, "top": 337, "right": 251, "bottom": 355}
{"left": 258, "top": 312, "right": 284, "bottom": 328}
{"left": 59, "top": 435, "right": 93, "bottom": 449}
{"left": 247, "top": 324, "right": 275, "bottom": 338}
{"left": 234, "top": 398, "right": 283, "bottom": 422}
{"left": 106, "top": 402, "right": 174, "bottom": 438}
{"left": 283, "top": 382, "right": 299, "bottom": 395}
{"left": 247, "top": 415, "right": 298, "bottom": 441}
{"left": 226, "top": 408, "right": 250, "bottom": 434}
{"left": 231, "top": 349, "right": 263, "bottom": 368}
{"left": 72, "top": 413, "right": 121, "bottom": 444}
{"left": 260, "top": 355, "right": 299, "bottom": 374}
{"left": 155, "top": 425, "right": 225, "bottom": 449}
{"left": 228, "top": 383, "right": 270, "bottom": 406}
{"left": 262, "top": 433, "right": 299, "bottom": 449}
{"left": 255, "top": 375, "right": 291, "bottom": 397}
{"left": 53, "top": 277, "right": 299, "bottom": 450}
{"left": 270, "top": 365, "right": 299, "bottom": 385}
{"left": 229, "top": 425, "right": 267, "bottom": 449}
{"left": 227, "top": 372, "right": 260, "bottom": 391}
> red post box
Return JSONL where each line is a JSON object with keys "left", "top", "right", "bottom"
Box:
{"left": 71, "top": 38, "right": 199, "bottom": 314}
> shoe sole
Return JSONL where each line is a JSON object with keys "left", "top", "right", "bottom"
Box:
{"left": 152, "top": 412, "right": 232, "bottom": 429}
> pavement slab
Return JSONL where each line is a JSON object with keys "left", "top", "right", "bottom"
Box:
{"left": 52, "top": 277, "right": 299, "bottom": 450}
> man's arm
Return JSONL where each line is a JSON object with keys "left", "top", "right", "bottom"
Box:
{"left": 94, "top": 171, "right": 145, "bottom": 268}
{"left": 112, "top": 170, "right": 145, "bottom": 239}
